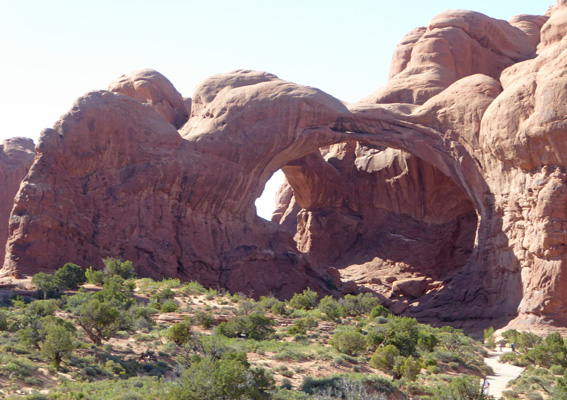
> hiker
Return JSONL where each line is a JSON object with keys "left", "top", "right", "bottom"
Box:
{"left": 483, "top": 380, "right": 490, "bottom": 395}
{"left": 511, "top": 342, "right": 516, "bottom": 353}
{"left": 500, "top": 339, "right": 504, "bottom": 352}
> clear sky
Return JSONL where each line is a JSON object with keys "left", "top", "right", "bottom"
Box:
{"left": 0, "top": 0, "right": 552, "bottom": 217}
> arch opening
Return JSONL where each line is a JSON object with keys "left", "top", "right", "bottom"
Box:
{"left": 274, "top": 141, "right": 479, "bottom": 308}
{"left": 254, "top": 169, "right": 286, "bottom": 221}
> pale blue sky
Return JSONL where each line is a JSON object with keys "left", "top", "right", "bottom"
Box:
{"left": 0, "top": 0, "right": 552, "bottom": 217}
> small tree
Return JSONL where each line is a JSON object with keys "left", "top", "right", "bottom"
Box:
{"left": 54, "top": 263, "right": 86, "bottom": 290}
{"left": 168, "top": 322, "right": 193, "bottom": 347}
{"left": 40, "top": 319, "right": 76, "bottom": 369}
{"left": 77, "top": 298, "right": 119, "bottom": 345}
{"left": 31, "top": 272, "right": 57, "bottom": 299}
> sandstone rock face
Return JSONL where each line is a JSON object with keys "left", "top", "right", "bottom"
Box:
{"left": 363, "top": 10, "right": 546, "bottom": 104}
{"left": 108, "top": 69, "right": 189, "bottom": 129}
{"left": 3, "top": 4, "right": 567, "bottom": 329}
{"left": 0, "top": 138, "right": 35, "bottom": 264}
{"left": 1, "top": 70, "right": 351, "bottom": 298}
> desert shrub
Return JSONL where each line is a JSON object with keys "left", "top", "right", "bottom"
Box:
{"left": 85, "top": 266, "right": 106, "bottom": 285}
{"left": 394, "top": 356, "right": 421, "bottom": 381}
{"left": 369, "top": 304, "right": 391, "bottom": 319}
{"left": 40, "top": 319, "right": 76, "bottom": 369}
{"left": 329, "top": 330, "right": 367, "bottom": 356}
{"left": 418, "top": 332, "right": 439, "bottom": 352}
{"left": 161, "top": 301, "right": 178, "bottom": 313}
{"left": 288, "top": 317, "right": 318, "bottom": 336}
{"left": 194, "top": 310, "right": 214, "bottom": 329}
{"left": 339, "top": 293, "right": 382, "bottom": 316}
{"left": 166, "top": 353, "right": 274, "bottom": 400}
{"left": 216, "top": 313, "right": 274, "bottom": 340}
{"left": 180, "top": 280, "right": 207, "bottom": 296}
{"left": 384, "top": 316, "right": 420, "bottom": 357}
{"left": 498, "top": 352, "right": 520, "bottom": 365}
{"left": 270, "top": 300, "right": 289, "bottom": 316}
{"left": 0, "top": 310, "right": 7, "bottom": 331}
{"left": 54, "top": 262, "right": 86, "bottom": 290}
{"left": 26, "top": 299, "right": 60, "bottom": 317}
{"left": 301, "top": 374, "right": 397, "bottom": 397}
{"left": 366, "top": 330, "right": 386, "bottom": 350}
{"left": 484, "top": 326, "right": 495, "bottom": 348}
{"left": 551, "top": 365, "right": 565, "bottom": 375}
{"left": 103, "top": 258, "right": 137, "bottom": 280}
{"left": 168, "top": 322, "right": 193, "bottom": 347}
{"left": 152, "top": 287, "right": 176, "bottom": 303}
{"left": 370, "top": 344, "right": 399, "bottom": 377}
{"left": 430, "top": 375, "right": 481, "bottom": 399}
{"left": 93, "top": 275, "right": 135, "bottom": 310}
{"left": 318, "top": 296, "right": 343, "bottom": 321}
{"left": 289, "top": 289, "right": 319, "bottom": 310}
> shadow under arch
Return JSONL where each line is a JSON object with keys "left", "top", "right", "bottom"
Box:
{"left": 269, "top": 106, "right": 522, "bottom": 328}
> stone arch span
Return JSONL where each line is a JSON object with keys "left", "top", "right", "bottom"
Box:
{"left": 2, "top": 70, "right": 520, "bottom": 324}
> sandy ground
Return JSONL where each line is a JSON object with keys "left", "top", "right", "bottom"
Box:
{"left": 483, "top": 348, "right": 525, "bottom": 399}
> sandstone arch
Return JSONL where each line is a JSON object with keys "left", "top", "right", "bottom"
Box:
{"left": 3, "top": 4, "right": 567, "bottom": 329}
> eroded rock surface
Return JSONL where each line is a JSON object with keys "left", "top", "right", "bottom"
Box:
{"left": 0, "top": 138, "right": 35, "bottom": 264}
{"left": 3, "top": 4, "right": 567, "bottom": 328}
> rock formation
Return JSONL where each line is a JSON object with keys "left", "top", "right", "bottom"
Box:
{"left": 2, "top": 3, "right": 567, "bottom": 328}
{"left": 0, "top": 138, "right": 35, "bottom": 264}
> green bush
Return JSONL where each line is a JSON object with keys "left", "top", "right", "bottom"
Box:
{"left": 216, "top": 313, "right": 274, "bottom": 340}
{"left": 289, "top": 289, "right": 319, "bottom": 310}
{"left": 370, "top": 344, "right": 400, "bottom": 377}
{"left": 383, "top": 316, "right": 420, "bottom": 357}
{"left": 167, "top": 322, "right": 193, "bottom": 346}
{"left": 329, "top": 330, "right": 367, "bottom": 356}
{"left": 103, "top": 258, "right": 137, "bottom": 280}
{"left": 161, "top": 301, "right": 178, "bottom": 313}
{"left": 418, "top": 332, "right": 439, "bottom": 352}
{"left": 270, "top": 300, "right": 289, "bottom": 316}
{"left": 194, "top": 310, "right": 214, "bottom": 329}
{"left": 339, "top": 293, "right": 382, "bottom": 316}
{"left": 54, "top": 262, "right": 86, "bottom": 290}
{"left": 0, "top": 310, "right": 7, "bottom": 331}
{"left": 484, "top": 326, "right": 495, "bottom": 348}
{"left": 85, "top": 266, "right": 105, "bottom": 285}
{"left": 394, "top": 356, "right": 421, "bottom": 381}
{"left": 369, "top": 305, "right": 391, "bottom": 319}
{"left": 318, "top": 296, "right": 343, "bottom": 321}
{"left": 166, "top": 353, "right": 274, "bottom": 400}
{"left": 551, "top": 365, "right": 565, "bottom": 375}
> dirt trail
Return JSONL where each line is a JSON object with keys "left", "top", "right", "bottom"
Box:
{"left": 483, "top": 349, "right": 524, "bottom": 398}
